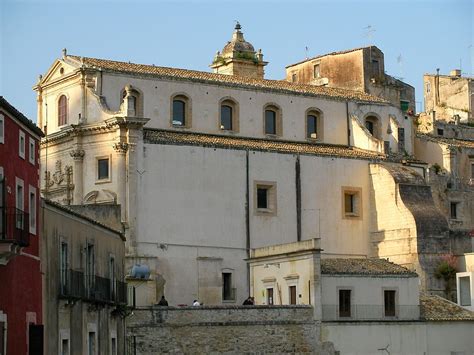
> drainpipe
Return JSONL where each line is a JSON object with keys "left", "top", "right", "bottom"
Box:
{"left": 346, "top": 101, "right": 351, "bottom": 147}
{"left": 435, "top": 68, "right": 440, "bottom": 106}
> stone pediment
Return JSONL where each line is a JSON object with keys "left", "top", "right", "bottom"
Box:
{"left": 37, "top": 58, "right": 79, "bottom": 87}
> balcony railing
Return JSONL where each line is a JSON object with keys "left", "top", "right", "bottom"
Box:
{"left": 0, "top": 207, "right": 30, "bottom": 247}
{"left": 59, "top": 269, "right": 127, "bottom": 305}
{"left": 322, "top": 304, "right": 420, "bottom": 321}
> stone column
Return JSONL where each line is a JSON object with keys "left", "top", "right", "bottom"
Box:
{"left": 70, "top": 149, "right": 85, "bottom": 204}
{"left": 113, "top": 142, "right": 129, "bottom": 222}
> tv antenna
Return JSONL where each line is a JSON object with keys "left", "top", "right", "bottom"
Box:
{"left": 397, "top": 53, "right": 404, "bottom": 81}
{"left": 363, "top": 25, "right": 376, "bottom": 45}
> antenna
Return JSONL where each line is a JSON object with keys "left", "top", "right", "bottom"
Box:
{"left": 397, "top": 54, "right": 404, "bottom": 81}
{"left": 305, "top": 46, "right": 309, "bottom": 60}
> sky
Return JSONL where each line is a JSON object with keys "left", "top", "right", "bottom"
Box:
{"left": 1, "top": 0, "right": 473, "bottom": 121}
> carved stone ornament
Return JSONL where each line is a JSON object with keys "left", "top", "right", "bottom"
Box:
{"left": 113, "top": 142, "right": 129, "bottom": 154}
{"left": 70, "top": 149, "right": 85, "bottom": 161}
{"left": 49, "top": 160, "right": 73, "bottom": 186}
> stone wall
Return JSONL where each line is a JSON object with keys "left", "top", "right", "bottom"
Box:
{"left": 127, "top": 305, "right": 334, "bottom": 354}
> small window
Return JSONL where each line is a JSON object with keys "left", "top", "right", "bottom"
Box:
{"left": 19, "top": 130, "right": 25, "bottom": 159}
{"left": 267, "top": 288, "right": 274, "bottom": 305}
{"left": 364, "top": 115, "right": 380, "bottom": 139}
{"left": 265, "top": 109, "right": 276, "bottom": 135}
{"left": 29, "top": 187, "right": 36, "bottom": 234}
{"left": 97, "top": 158, "right": 110, "bottom": 181}
{"left": 384, "top": 290, "right": 396, "bottom": 317}
{"left": 307, "top": 114, "right": 318, "bottom": 139}
{"left": 109, "top": 256, "right": 116, "bottom": 300}
{"left": 365, "top": 120, "right": 374, "bottom": 135}
{"left": 29, "top": 138, "right": 35, "bottom": 165}
{"left": 0, "top": 113, "right": 4, "bottom": 144}
{"left": 450, "top": 202, "right": 459, "bottom": 219}
{"left": 437, "top": 128, "right": 444, "bottom": 136}
{"left": 339, "top": 289, "right": 351, "bottom": 317}
{"left": 255, "top": 182, "right": 277, "bottom": 215}
{"left": 292, "top": 73, "right": 297, "bottom": 83}
{"left": 289, "top": 285, "right": 297, "bottom": 305}
{"left": 60, "top": 242, "right": 68, "bottom": 295}
{"left": 397, "top": 127, "right": 405, "bottom": 152}
{"left": 172, "top": 99, "right": 186, "bottom": 126}
{"left": 371, "top": 59, "right": 379, "bottom": 74}
{"left": 61, "top": 338, "right": 70, "bottom": 355}
{"left": 16, "top": 179, "right": 24, "bottom": 229}
{"left": 220, "top": 105, "right": 233, "bottom": 130}
{"left": 459, "top": 276, "right": 471, "bottom": 306}
{"left": 313, "top": 64, "right": 320, "bottom": 79}
{"left": 86, "top": 243, "right": 95, "bottom": 292}
{"left": 58, "top": 95, "right": 68, "bottom": 126}
{"left": 426, "top": 81, "right": 431, "bottom": 94}
{"left": 342, "top": 187, "right": 362, "bottom": 219}
{"left": 111, "top": 337, "right": 117, "bottom": 355}
{"left": 88, "top": 332, "right": 96, "bottom": 355}
{"left": 222, "top": 272, "right": 234, "bottom": 301}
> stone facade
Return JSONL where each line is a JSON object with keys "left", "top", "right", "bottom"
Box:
{"left": 126, "top": 306, "right": 334, "bottom": 354}
{"left": 285, "top": 46, "right": 416, "bottom": 113}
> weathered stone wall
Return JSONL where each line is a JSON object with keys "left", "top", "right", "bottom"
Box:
{"left": 127, "top": 305, "right": 334, "bottom": 354}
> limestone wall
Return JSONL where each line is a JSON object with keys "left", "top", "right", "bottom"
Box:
{"left": 126, "top": 306, "right": 333, "bottom": 354}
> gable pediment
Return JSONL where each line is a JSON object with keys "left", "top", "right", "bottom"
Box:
{"left": 39, "top": 58, "right": 79, "bottom": 87}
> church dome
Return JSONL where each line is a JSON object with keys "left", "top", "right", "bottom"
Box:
{"left": 221, "top": 22, "right": 256, "bottom": 57}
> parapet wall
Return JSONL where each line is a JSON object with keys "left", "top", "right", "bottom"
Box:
{"left": 127, "top": 305, "right": 334, "bottom": 354}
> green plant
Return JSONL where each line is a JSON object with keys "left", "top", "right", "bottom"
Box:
{"left": 432, "top": 163, "right": 441, "bottom": 174}
{"left": 434, "top": 254, "right": 458, "bottom": 300}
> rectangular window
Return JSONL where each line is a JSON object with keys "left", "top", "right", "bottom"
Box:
{"left": 459, "top": 276, "right": 471, "bottom": 306}
{"left": 97, "top": 158, "right": 109, "bottom": 181}
{"left": 450, "top": 202, "right": 458, "bottom": 219}
{"left": 88, "top": 332, "right": 96, "bottom": 355}
{"left": 384, "top": 290, "right": 396, "bottom": 317}
{"left": 265, "top": 110, "right": 276, "bottom": 135}
{"left": 255, "top": 182, "right": 277, "bottom": 215}
{"left": 60, "top": 242, "right": 68, "bottom": 295}
{"left": 109, "top": 256, "right": 116, "bottom": 300}
{"left": 19, "top": 130, "right": 25, "bottom": 159}
{"left": 384, "top": 141, "right": 390, "bottom": 154}
{"left": 437, "top": 128, "right": 444, "bottom": 136}
{"left": 29, "top": 187, "right": 36, "bottom": 234}
{"left": 313, "top": 64, "right": 320, "bottom": 78}
{"left": 222, "top": 272, "right": 234, "bottom": 301}
{"left": 29, "top": 138, "right": 35, "bottom": 165}
{"left": 371, "top": 59, "right": 379, "bottom": 75}
{"left": 398, "top": 127, "right": 405, "bottom": 152}
{"left": 292, "top": 73, "right": 297, "bottom": 82}
{"left": 342, "top": 187, "right": 362, "bottom": 219}
{"left": 16, "top": 179, "right": 24, "bottom": 229}
{"left": 86, "top": 243, "right": 95, "bottom": 292}
{"left": 289, "top": 285, "right": 297, "bottom": 305}
{"left": 111, "top": 337, "right": 117, "bottom": 355}
{"left": 0, "top": 114, "right": 4, "bottom": 144}
{"left": 339, "top": 289, "right": 351, "bottom": 317}
{"left": 267, "top": 288, "right": 274, "bottom": 305}
{"left": 61, "top": 338, "right": 70, "bottom": 355}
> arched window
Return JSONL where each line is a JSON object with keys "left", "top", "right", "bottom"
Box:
{"left": 264, "top": 104, "right": 281, "bottom": 136}
{"left": 58, "top": 95, "right": 68, "bottom": 126}
{"left": 173, "top": 99, "right": 186, "bottom": 126}
{"left": 219, "top": 98, "right": 239, "bottom": 132}
{"left": 170, "top": 94, "right": 191, "bottom": 128}
{"left": 307, "top": 114, "right": 318, "bottom": 138}
{"left": 364, "top": 115, "right": 380, "bottom": 139}
{"left": 221, "top": 105, "right": 233, "bottom": 130}
{"left": 121, "top": 86, "right": 142, "bottom": 117}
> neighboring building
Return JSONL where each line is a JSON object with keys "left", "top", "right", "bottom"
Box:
{"left": 35, "top": 24, "right": 449, "bottom": 307}
{"left": 248, "top": 239, "right": 474, "bottom": 354}
{"left": 423, "top": 70, "right": 474, "bottom": 124}
{"left": 457, "top": 252, "right": 474, "bottom": 311}
{"left": 0, "top": 97, "right": 44, "bottom": 354}
{"left": 285, "top": 46, "right": 416, "bottom": 113}
{"left": 41, "top": 199, "right": 127, "bottom": 355}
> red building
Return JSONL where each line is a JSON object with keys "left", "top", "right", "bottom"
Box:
{"left": 0, "top": 97, "right": 44, "bottom": 355}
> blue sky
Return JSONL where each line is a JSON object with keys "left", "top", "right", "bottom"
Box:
{"left": 1, "top": 0, "right": 473, "bottom": 120}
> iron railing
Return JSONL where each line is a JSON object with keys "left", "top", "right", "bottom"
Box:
{"left": 0, "top": 207, "right": 30, "bottom": 247}
{"left": 322, "top": 304, "right": 420, "bottom": 321}
{"left": 59, "top": 269, "right": 127, "bottom": 304}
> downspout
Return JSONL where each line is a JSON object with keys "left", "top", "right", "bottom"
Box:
{"left": 295, "top": 155, "right": 301, "bottom": 242}
{"left": 245, "top": 150, "right": 250, "bottom": 296}
{"left": 346, "top": 101, "right": 351, "bottom": 147}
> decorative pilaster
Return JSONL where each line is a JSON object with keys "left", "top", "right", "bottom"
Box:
{"left": 70, "top": 149, "right": 85, "bottom": 204}
{"left": 113, "top": 142, "right": 129, "bottom": 223}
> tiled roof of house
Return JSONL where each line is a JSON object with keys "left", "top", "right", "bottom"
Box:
{"left": 0, "top": 96, "right": 44, "bottom": 137}
{"left": 286, "top": 46, "right": 372, "bottom": 68}
{"left": 66, "top": 55, "right": 387, "bottom": 103}
{"left": 416, "top": 133, "right": 474, "bottom": 149}
{"left": 143, "top": 129, "right": 386, "bottom": 160}
{"left": 321, "top": 258, "right": 418, "bottom": 276}
{"left": 420, "top": 293, "right": 474, "bottom": 321}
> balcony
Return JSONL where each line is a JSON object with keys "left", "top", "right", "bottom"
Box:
{"left": 59, "top": 269, "right": 127, "bottom": 305}
{"left": 321, "top": 304, "right": 420, "bottom": 321}
{"left": 0, "top": 207, "right": 30, "bottom": 265}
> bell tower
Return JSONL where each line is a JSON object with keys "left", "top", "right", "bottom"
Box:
{"left": 210, "top": 22, "right": 267, "bottom": 79}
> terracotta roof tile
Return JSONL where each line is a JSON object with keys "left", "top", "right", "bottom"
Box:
{"left": 416, "top": 133, "right": 474, "bottom": 149}
{"left": 67, "top": 55, "right": 387, "bottom": 103}
{"left": 321, "top": 258, "right": 418, "bottom": 276}
{"left": 420, "top": 293, "right": 474, "bottom": 321}
{"left": 143, "top": 129, "right": 386, "bottom": 160}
